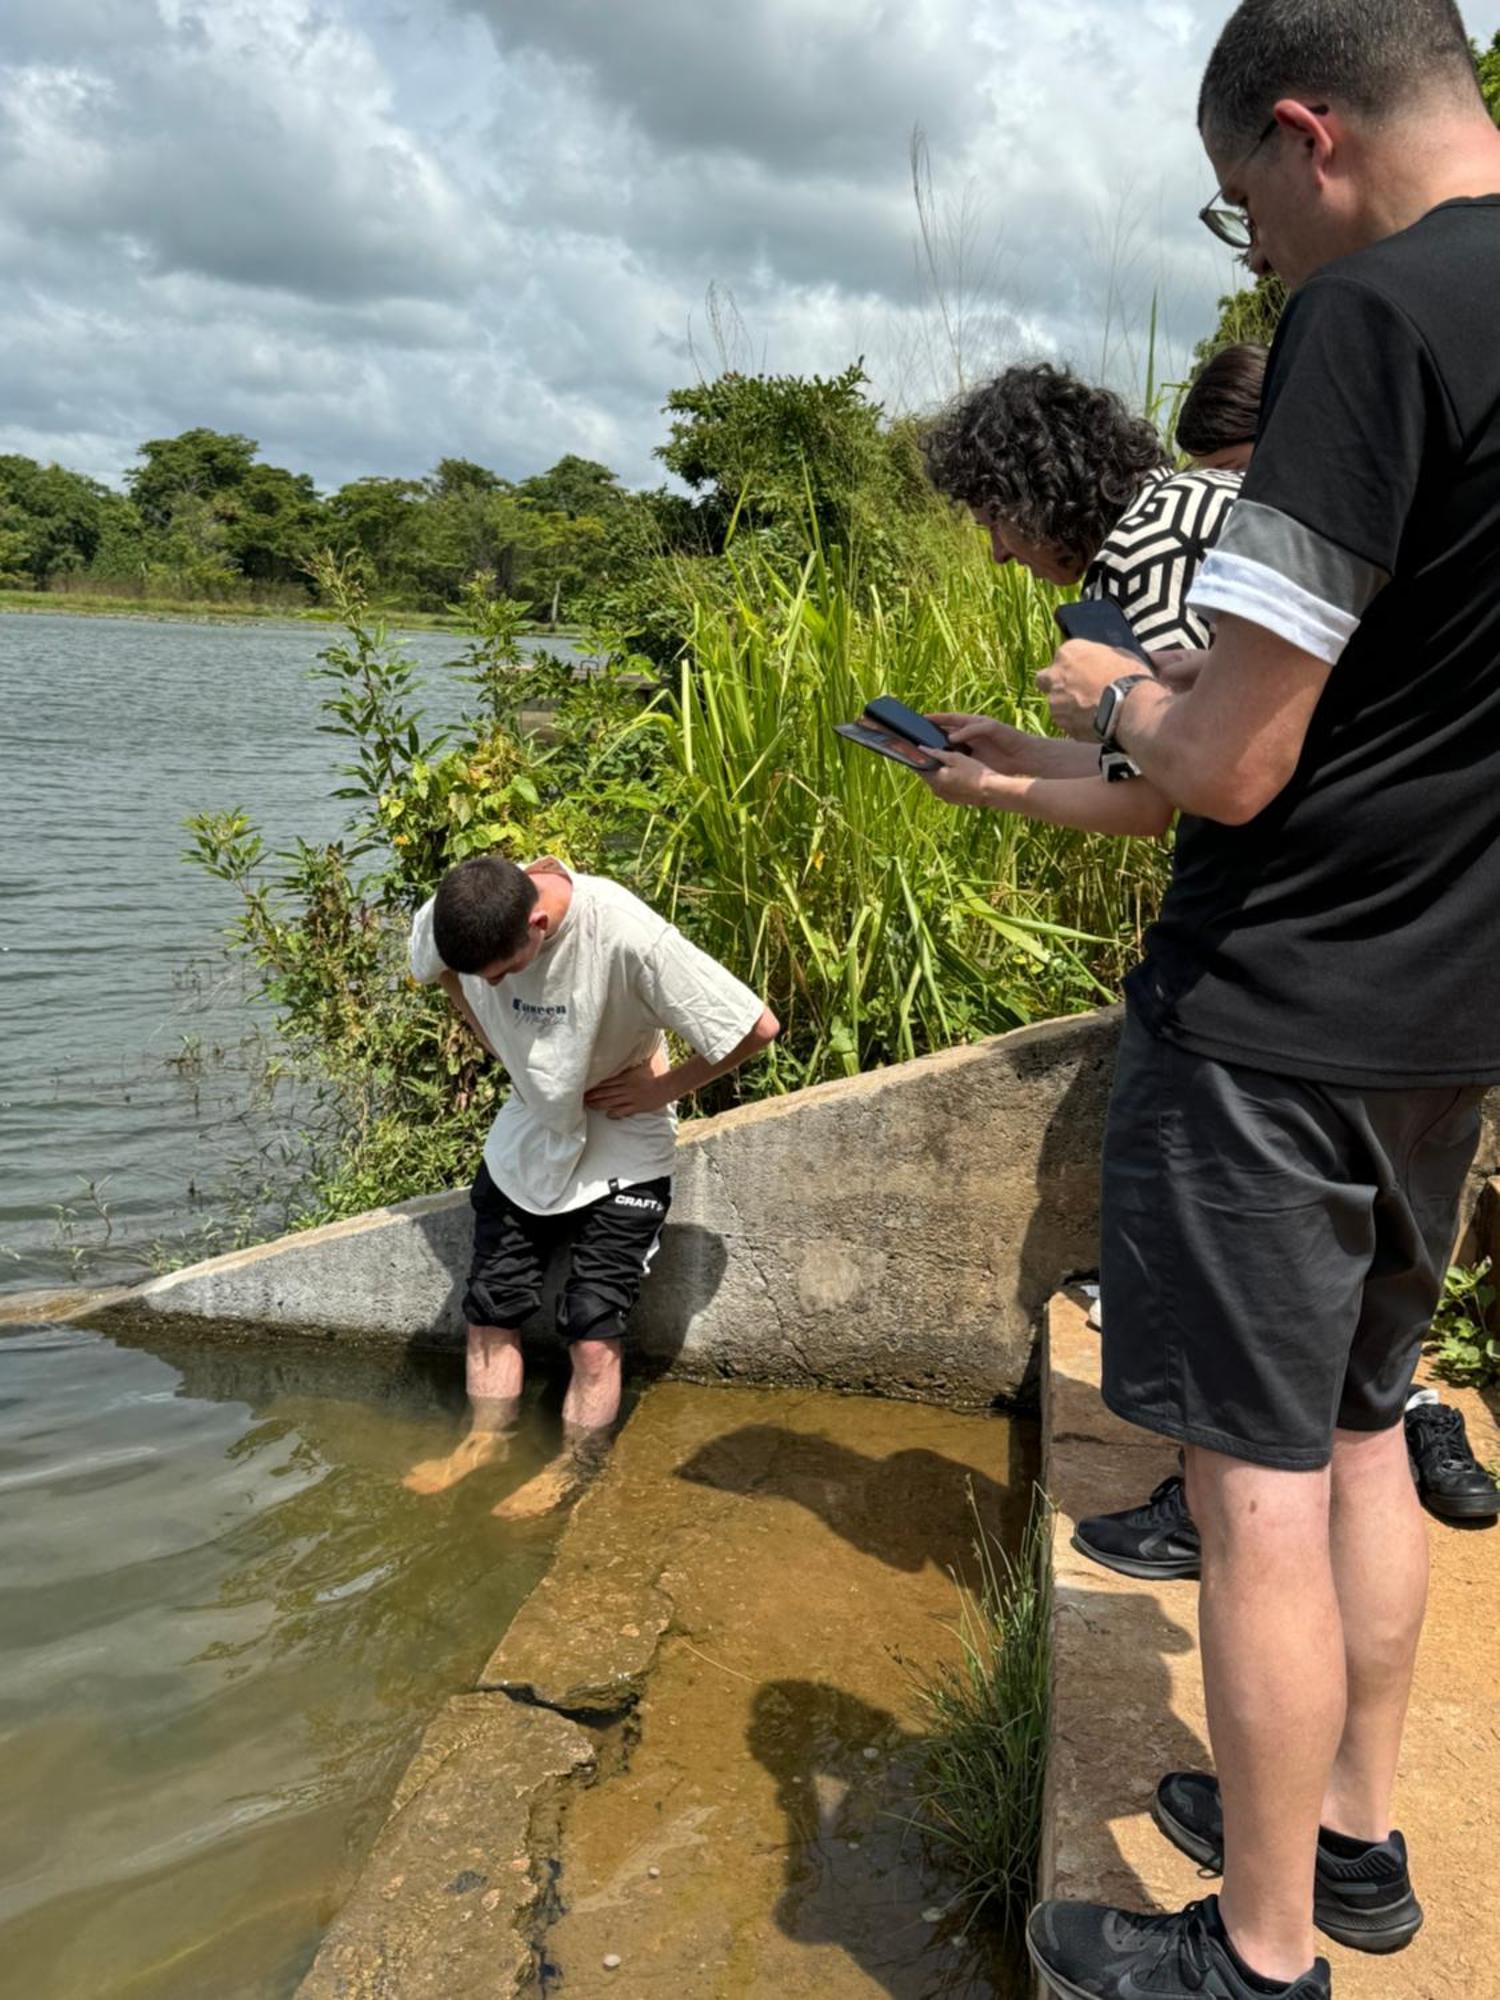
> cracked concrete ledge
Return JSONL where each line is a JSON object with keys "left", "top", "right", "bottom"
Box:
{"left": 297, "top": 1693, "right": 596, "bottom": 1999}
{"left": 1039, "top": 1291, "right": 1500, "bottom": 2000}
{"left": 73, "top": 1008, "right": 1128, "bottom": 1406}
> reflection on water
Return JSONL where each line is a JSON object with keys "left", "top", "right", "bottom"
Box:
{"left": 0, "top": 1322, "right": 567, "bottom": 2000}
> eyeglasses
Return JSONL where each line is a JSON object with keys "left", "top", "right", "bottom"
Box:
{"left": 1198, "top": 116, "right": 1279, "bottom": 249}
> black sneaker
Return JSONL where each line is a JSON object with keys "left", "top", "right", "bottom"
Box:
{"left": 1027, "top": 1893, "right": 1330, "bottom": 1999}
{"left": 1153, "top": 1771, "right": 1424, "bottom": 1953}
{"left": 1072, "top": 1474, "right": 1202, "bottom": 1581}
{"left": 1404, "top": 1397, "right": 1500, "bottom": 1520}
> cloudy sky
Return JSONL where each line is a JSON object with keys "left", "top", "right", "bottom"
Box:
{"left": 3, "top": 0, "right": 1497, "bottom": 495}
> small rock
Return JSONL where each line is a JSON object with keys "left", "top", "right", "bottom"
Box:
{"left": 647, "top": 1865, "right": 661, "bottom": 1879}
{"left": 861, "top": 1746, "right": 880, "bottom": 1762}
{"left": 922, "top": 1906, "right": 945, "bottom": 1924}
{"left": 847, "top": 1840, "right": 860, "bottom": 1851}
{"left": 603, "top": 1953, "right": 622, "bottom": 1970}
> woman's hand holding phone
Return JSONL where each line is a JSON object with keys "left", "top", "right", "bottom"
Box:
{"left": 927, "top": 713, "right": 1040, "bottom": 775}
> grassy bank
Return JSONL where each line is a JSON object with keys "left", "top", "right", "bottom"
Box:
{"left": 914, "top": 1490, "right": 1054, "bottom": 1938}
{"left": 0, "top": 586, "right": 580, "bottom": 638}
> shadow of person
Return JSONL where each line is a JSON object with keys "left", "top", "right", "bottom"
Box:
{"left": 747, "top": 1678, "right": 1023, "bottom": 1999}
{"left": 676, "top": 1425, "right": 1028, "bottom": 1577}
{"left": 1047, "top": 1578, "right": 1214, "bottom": 1918}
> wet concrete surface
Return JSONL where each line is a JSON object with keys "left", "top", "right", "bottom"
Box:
{"left": 502, "top": 1381, "right": 1038, "bottom": 1999}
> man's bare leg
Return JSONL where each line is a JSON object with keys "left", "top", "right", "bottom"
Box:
{"left": 404, "top": 1325, "right": 523, "bottom": 1494}
{"left": 1186, "top": 1445, "right": 1344, "bottom": 1985}
{"left": 1323, "top": 1421, "right": 1428, "bottom": 1839}
{"left": 494, "top": 1336, "right": 621, "bottom": 1520}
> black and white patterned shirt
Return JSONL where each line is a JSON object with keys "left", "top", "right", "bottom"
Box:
{"left": 1083, "top": 467, "right": 1242, "bottom": 651}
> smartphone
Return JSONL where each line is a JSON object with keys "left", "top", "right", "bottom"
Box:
{"left": 860, "top": 695, "right": 953, "bottom": 753}
{"left": 833, "top": 720, "right": 943, "bottom": 772}
{"left": 834, "top": 694, "right": 960, "bottom": 773}
{"left": 1054, "top": 597, "right": 1154, "bottom": 664}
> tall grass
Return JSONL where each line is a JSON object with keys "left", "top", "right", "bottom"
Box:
{"left": 632, "top": 532, "right": 1171, "bottom": 1091}
{"left": 912, "top": 1489, "right": 1054, "bottom": 1937}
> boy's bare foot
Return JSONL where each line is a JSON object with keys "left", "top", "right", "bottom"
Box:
{"left": 403, "top": 1428, "right": 511, "bottom": 1496}
{"left": 493, "top": 1431, "right": 612, "bottom": 1521}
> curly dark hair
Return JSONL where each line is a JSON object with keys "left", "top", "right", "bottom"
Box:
{"left": 921, "top": 363, "right": 1170, "bottom": 570}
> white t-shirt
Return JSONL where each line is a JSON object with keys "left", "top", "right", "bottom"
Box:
{"left": 409, "top": 862, "right": 764, "bottom": 1215}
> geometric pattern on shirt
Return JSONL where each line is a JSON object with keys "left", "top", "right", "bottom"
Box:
{"left": 1083, "top": 468, "right": 1243, "bottom": 653}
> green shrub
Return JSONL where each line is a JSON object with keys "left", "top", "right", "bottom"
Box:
{"left": 1426, "top": 1260, "right": 1500, "bottom": 1389}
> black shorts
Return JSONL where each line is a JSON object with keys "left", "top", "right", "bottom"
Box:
{"left": 1100, "top": 1008, "right": 1484, "bottom": 1471}
{"left": 463, "top": 1164, "right": 672, "bottom": 1343}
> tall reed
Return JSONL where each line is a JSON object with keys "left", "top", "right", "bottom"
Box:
{"left": 634, "top": 534, "right": 1171, "bottom": 1091}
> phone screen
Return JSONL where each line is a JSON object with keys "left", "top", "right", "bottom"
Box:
{"left": 834, "top": 722, "right": 940, "bottom": 771}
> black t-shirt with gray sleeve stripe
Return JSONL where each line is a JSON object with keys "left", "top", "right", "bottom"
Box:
{"left": 1130, "top": 195, "right": 1500, "bottom": 1086}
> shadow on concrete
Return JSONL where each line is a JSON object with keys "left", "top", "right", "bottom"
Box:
{"left": 675, "top": 1425, "right": 1028, "bottom": 1577}
{"left": 1051, "top": 1577, "right": 1214, "bottom": 1919}
{"left": 1012, "top": 1018, "right": 1121, "bottom": 1410}
{"left": 747, "top": 1678, "right": 1024, "bottom": 1999}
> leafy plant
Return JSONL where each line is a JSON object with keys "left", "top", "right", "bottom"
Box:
{"left": 1426, "top": 1259, "right": 1500, "bottom": 1389}
{"left": 911, "top": 1488, "right": 1054, "bottom": 1937}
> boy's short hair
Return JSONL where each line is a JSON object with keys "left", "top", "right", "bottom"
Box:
{"left": 432, "top": 855, "right": 539, "bottom": 973}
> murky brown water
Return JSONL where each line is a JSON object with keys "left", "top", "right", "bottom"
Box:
{"left": 0, "top": 1322, "right": 573, "bottom": 2000}
{"left": 521, "top": 1383, "right": 1041, "bottom": 2000}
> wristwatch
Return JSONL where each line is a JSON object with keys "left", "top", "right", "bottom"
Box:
{"left": 1093, "top": 672, "right": 1152, "bottom": 784}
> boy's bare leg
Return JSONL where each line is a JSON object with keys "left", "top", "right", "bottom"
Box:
{"left": 404, "top": 1325, "right": 523, "bottom": 1493}
{"left": 494, "top": 1337, "right": 621, "bottom": 1520}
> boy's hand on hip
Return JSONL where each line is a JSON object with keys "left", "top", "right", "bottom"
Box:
{"left": 584, "top": 1058, "right": 676, "bottom": 1119}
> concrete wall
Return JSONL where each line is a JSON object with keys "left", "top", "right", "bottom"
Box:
{"left": 94, "top": 1009, "right": 1126, "bottom": 1406}
{"left": 89, "top": 1009, "right": 1500, "bottom": 1408}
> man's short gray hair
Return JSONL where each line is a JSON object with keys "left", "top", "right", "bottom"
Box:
{"left": 1199, "top": 0, "right": 1479, "bottom": 152}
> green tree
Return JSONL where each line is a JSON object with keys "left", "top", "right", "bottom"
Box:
{"left": 126, "top": 428, "right": 260, "bottom": 528}
{"left": 325, "top": 475, "right": 430, "bottom": 598}
{"left": 0, "top": 455, "right": 112, "bottom": 584}
{"left": 517, "top": 455, "right": 624, "bottom": 518}
{"left": 217, "top": 461, "right": 326, "bottom": 584}
{"left": 1476, "top": 31, "right": 1500, "bottom": 121}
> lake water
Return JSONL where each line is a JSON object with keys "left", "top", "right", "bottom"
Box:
{"left": 0, "top": 1317, "right": 572, "bottom": 2000}
{"left": 0, "top": 611, "right": 582, "bottom": 1293}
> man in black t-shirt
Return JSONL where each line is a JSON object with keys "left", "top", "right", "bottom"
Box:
{"left": 1011, "top": 6, "right": 1500, "bottom": 1999}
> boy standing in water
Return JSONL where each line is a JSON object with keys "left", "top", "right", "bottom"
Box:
{"left": 404, "top": 853, "right": 777, "bottom": 1518}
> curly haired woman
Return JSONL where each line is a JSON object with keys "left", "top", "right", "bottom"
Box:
{"left": 922, "top": 360, "right": 1242, "bottom": 650}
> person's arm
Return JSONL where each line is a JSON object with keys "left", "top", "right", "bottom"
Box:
{"left": 928, "top": 713, "right": 1099, "bottom": 778}
{"left": 439, "top": 968, "right": 501, "bottom": 1061}
{"left": 921, "top": 752, "right": 1174, "bottom": 836}
{"left": 1038, "top": 617, "right": 1330, "bottom": 823}
{"left": 584, "top": 1007, "right": 780, "bottom": 1118}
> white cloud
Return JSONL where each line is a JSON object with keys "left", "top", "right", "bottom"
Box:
{"left": 1, "top": 0, "right": 1495, "bottom": 493}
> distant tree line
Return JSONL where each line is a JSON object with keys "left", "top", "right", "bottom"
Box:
{"left": 0, "top": 363, "right": 950, "bottom": 646}
{"left": 0, "top": 429, "right": 645, "bottom": 618}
